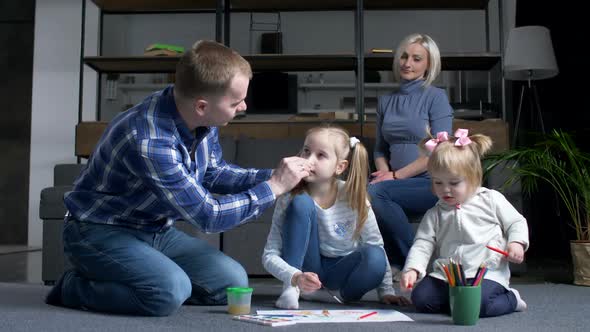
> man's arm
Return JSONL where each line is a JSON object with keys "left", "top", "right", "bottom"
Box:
{"left": 126, "top": 136, "right": 275, "bottom": 233}
{"left": 202, "top": 131, "right": 310, "bottom": 198}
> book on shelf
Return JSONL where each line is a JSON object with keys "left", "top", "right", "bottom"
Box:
{"left": 370, "top": 48, "right": 393, "bottom": 53}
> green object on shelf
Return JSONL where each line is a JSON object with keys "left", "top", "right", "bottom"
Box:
{"left": 145, "top": 43, "right": 185, "bottom": 53}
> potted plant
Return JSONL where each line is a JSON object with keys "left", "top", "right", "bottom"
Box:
{"left": 485, "top": 129, "right": 590, "bottom": 286}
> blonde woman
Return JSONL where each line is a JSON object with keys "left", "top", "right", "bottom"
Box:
{"left": 368, "top": 33, "right": 453, "bottom": 273}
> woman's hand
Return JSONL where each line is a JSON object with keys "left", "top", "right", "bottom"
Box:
{"left": 370, "top": 170, "right": 395, "bottom": 184}
{"left": 507, "top": 242, "right": 525, "bottom": 264}
{"left": 381, "top": 294, "right": 412, "bottom": 306}
{"left": 292, "top": 272, "right": 322, "bottom": 293}
{"left": 400, "top": 270, "right": 418, "bottom": 292}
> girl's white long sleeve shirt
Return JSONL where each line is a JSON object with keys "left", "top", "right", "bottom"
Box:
{"left": 262, "top": 180, "right": 396, "bottom": 299}
{"left": 403, "top": 187, "right": 529, "bottom": 288}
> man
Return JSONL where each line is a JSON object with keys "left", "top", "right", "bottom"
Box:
{"left": 46, "top": 40, "right": 314, "bottom": 316}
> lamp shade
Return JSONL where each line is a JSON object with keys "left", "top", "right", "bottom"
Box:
{"left": 504, "top": 26, "right": 559, "bottom": 80}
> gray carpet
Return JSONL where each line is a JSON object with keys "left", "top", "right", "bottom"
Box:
{"left": 1, "top": 281, "right": 589, "bottom": 332}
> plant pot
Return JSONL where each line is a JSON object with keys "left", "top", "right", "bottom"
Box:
{"left": 571, "top": 241, "right": 590, "bottom": 286}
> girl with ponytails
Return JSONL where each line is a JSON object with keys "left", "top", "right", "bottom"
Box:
{"left": 401, "top": 129, "right": 529, "bottom": 317}
{"left": 263, "top": 125, "right": 410, "bottom": 309}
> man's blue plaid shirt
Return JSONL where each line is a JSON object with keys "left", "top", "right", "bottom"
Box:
{"left": 64, "top": 86, "right": 275, "bottom": 232}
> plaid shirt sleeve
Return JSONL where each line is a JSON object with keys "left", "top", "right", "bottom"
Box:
{"left": 125, "top": 136, "right": 275, "bottom": 233}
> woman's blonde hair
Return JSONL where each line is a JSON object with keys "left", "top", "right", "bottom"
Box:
{"left": 294, "top": 125, "right": 370, "bottom": 239}
{"left": 393, "top": 33, "right": 441, "bottom": 87}
{"left": 175, "top": 40, "right": 252, "bottom": 99}
{"left": 420, "top": 130, "right": 493, "bottom": 192}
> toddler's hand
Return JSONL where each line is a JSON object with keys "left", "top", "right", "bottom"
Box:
{"left": 507, "top": 242, "right": 525, "bottom": 264}
{"left": 400, "top": 270, "right": 418, "bottom": 292}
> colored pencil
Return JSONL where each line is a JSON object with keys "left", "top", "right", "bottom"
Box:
{"left": 452, "top": 261, "right": 463, "bottom": 286}
{"left": 486, "top": 245, "right": 509, "bottom": 257}
{"left": 443, "top": 265, "right": 455, "bottom": 287}
{"left": 358, "top": 311, "right": 378, "bottom": 320}
{"left": 471, "top": 265, "right": 484, "bottom": 286}
{"left": 322, "top": 286, "right": 343, "bottom": 304}
{"left": 473, "top": 266, "right": 487, "bottom": 286}
{"left": 458, "top": 263, "right": 467, "bottom": 286}
{"left": 448, "top": 263, "right": 456, "bottom": 286}
{"left": 457, "top": 264, "right": 464, "bottom": 286}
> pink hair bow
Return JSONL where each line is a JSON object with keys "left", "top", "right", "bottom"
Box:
{"left": 425, "top": 131, "right": 449, "bottom": 152}
{"left": 454, "top": 128, "right": 472, "bottom": 147}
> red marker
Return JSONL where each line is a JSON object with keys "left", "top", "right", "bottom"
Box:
{"left": 486, "top": 245, "right": 509, "bottom": 257}
{"left": 358, "top": 311, "right": 378, "bottom": 320}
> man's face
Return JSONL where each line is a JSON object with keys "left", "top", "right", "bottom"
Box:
{"left": 202, "top": 73, "right": 249, "bottom": 126}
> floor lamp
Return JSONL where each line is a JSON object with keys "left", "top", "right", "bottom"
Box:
{"left": 504, "top": 26, "right": 559, "bottom": 147}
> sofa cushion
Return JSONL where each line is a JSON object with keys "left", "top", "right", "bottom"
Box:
{"left": 54, "top": 164, "right": 85, "bottom": 186}
{"left": 223, "top": 222, "right": 272, "bottom": 275}
{"left": 235, "top": 137, "right": 303, "bottom": 169}
{"left": 218, "top": 136, "right": 237, "bottom": 164}
{"left": 39, "top": 185, "right": 71, "bottom": 220}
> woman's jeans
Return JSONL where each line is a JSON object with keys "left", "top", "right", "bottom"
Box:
{"left": 281, "top": 193, "right": 387, "bottom": 302}
{"left": 368, "top": 177, "right": 438, "bottom": 269}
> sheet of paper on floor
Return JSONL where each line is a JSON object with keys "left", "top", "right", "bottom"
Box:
{"left": 256, "top": 309, "right": 414, "bottom": 323}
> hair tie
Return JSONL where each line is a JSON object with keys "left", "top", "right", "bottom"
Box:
{"left": 350, "top": 137, "right": 360, "bottom": 149}
{"left": 454, "top": 128, "right": 472, "bottom": 147}
{"left": 425, "top": 131, "right": 449, "bottom": 152}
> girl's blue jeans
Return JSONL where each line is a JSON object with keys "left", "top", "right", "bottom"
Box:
{"left": 281, "top": 193, "right": 387, "bottom": 302}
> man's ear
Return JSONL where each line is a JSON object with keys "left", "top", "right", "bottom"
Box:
{"left": 194, "top": 97, "right": 208, "bottom": 116}
{"left": 335, "top": 159, "right": 349, "bottom": 176}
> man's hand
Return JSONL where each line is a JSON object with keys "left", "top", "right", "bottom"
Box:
{"left": 370, "top": 170, "right": 395, "bottom": 184}
{"left": 381, "top": 295, "right": 412, "bottom": 306}
{"left": 267, "top": 157, "right": 314, "bottom": 196}
{"left": 292, "top": 272, "right": 322, "bottom": 293}
{"left": 507, "top": 242, "right": 525, "bottom": 264}
{"left": 400, "top": 270, "right": 418, "bottom": 292}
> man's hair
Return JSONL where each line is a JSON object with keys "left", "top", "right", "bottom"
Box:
{"left": 175, "top": 40, "right": 252, "bottom": 99}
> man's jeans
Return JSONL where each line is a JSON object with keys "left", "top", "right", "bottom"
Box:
{"left": 57, "top": 219, "right": 248, "bottom": 316}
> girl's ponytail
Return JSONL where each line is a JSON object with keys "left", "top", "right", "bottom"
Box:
{"left": 468, "top": 134, "right": 493, "bottom": 158}
{"left": 346, "top": 139, "right": 370, "bottom": 239}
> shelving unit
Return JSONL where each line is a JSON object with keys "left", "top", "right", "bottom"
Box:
{"left": 82, "top": 0, "right": 504, "bottom": 132}
{"left": 77, "top": 0, "right": 506, "bottom": 274}
{"left": 365, "top": 52, "right": 500, "bottom": 71}
{"left": 92, "top": 0, "right": 218, "bottom": 13}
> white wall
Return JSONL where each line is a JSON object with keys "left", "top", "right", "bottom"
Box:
{"left": 28, "top": 0, "right": 97, "bottom": 247}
